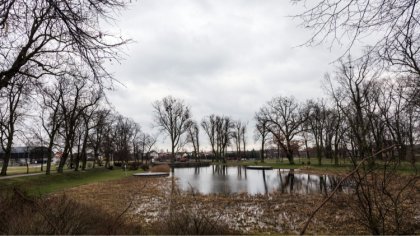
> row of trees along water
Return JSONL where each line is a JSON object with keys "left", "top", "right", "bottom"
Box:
{"left": 0, "top": 57, "right": 418, "bottom": 175}
{"left": 256, "top": 56, "right": 419, "bottom": 166}
{"left": 152, "top": 56, "right": 419, "bottom": 167}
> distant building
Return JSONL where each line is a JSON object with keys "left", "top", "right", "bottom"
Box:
{"left": 149, "top": 150, "right": 158, "bottom": 159}
{"left": 0, "top": 146, "right": 50, "bottom": 166}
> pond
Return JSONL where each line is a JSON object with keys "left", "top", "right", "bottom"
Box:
{"left": 171, "top": 165, "right": 352, "bottom": 195}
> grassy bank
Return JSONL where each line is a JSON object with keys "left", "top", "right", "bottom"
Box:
{"left": 213, "top": 157, "right": 419, "bottom": 174}
{"left": 0, "top": 167, "right": 141, "bottom": 196}
{"left": 212, "top": 157, "right": 351, "bottom": 172}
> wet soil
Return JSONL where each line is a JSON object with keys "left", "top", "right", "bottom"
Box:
{"left": 62, "top": 174, "right": 419, "bottom": 234}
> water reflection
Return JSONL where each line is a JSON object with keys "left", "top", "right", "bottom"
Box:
{"left": 171, "top": 166, "right": 352, "bottom": 195}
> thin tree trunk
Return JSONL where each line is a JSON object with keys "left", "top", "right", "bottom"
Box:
{"left": 46, "top": 144, "right": 53, "bottom": 175}
{"left": 0, "top": 142, "right": 13, "bottom": 176}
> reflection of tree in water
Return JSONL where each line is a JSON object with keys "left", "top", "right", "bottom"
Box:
{"left": 306, "top": 174, "right": 316, "bottom": 194}
{"left": 175, "top": 166, "right": 352, "bottom": 194}
{"left": 211, "top": 165, "right": 230, "bottom": 194}
{"left": 213, "top": 165, "right": 228, "bottom": 176}
{"left": 319, "top": 175, "right": 350, "bottom": 194}
{"left": 194, "top": 167, "right": 200, "bottom": 175}
{"left": 278, "top": 169, "right": 297, "bottom": 193}
{"left": 262, "top": 170, "right": 268, "bottom": 194}
{"left": 276, "top": 170, "right": 350, "bottom": 194}
{"left": 319, "top": 176, "right": 328, "bottom": 194}
{"left": 328, "top": 176, "right": 342, "bottom": 192}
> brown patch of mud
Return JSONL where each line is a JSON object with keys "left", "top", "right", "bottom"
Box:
{"left": 62, "top": 175, "right": 419, "bottom": 234}
{"left": 59, "top": 176, "right": 170, "bottom": 227}
{"left": 296, "top": 166, "right": 349, "bottom": 177}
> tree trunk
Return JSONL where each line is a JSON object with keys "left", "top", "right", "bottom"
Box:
{"left": 171, "top": 144, "right": 175, "bottom": 164}
{"left": 0, "top": 152, "right": 10, "bottom": 176}
{"left": 304, "top": 139, "right": 310, "bottom": 161}
{"left": 0, "top": 133, "right": 14, "bottom": 175}
{"left": 46, "top": 145, "right": 53, "bottom": 175}
{"left": 26, "top": 153, "right": 29, "bottom": 174}
{"left": 334, "top": 143, "right": 339, "bottom": 166}
{"left": 74, "top": 142, "right": 81, "bottom": 171}
{"left": 81, "top": 133, "right": 89, "bottom": 170}
{"left": 260, "top": 138, "right": 265, "bottom": 163}
{"left": 57, "top": 147, "right": 69, "bottom": 173}
{"left": 104, "top": 152, "right": 110, "bottom": 168}
{"left": 93, "top": 149, "right": 99, "bottom": 168}
{"left": 286, "top": 139, "right": 295, "bottom": 165}
{"left": 286, "top": 149, "right": 294, "bottom": 165}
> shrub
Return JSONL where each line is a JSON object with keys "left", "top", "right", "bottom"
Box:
{"left": 149, "top": 194, "right": 235, "bottom": 235}
{"left": 150, "top": 164, "right": 170, "bottom": 173}
{"left": 128, "top": 162, "right": 139, "bottom": 170}
{"left": 0, "top": 188, "right": 141, "bottom": 235}
{"left": 140, "top": 163, "right": 149, "bottom": 171}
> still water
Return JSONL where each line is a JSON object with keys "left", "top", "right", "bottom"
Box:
{"left": 171, "top": 165, "right": 352, "bottom": 195}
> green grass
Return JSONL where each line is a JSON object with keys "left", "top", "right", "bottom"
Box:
{"left": 5, "top": 165, "right": 61, "bottom": 175}
{"left": 0, "top": 167, "right": 141, "bottom": 196}
{"left": 3, "top": 162, "right": 97, "bottom": 175}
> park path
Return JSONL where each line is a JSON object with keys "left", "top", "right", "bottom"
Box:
{"left": 0, "top": 172, "right": 44, "bottom": 180}
{"left": 0, "top": 169, "right": 83, "bottom": 180}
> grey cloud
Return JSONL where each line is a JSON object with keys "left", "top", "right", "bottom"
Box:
{"left": 104, "top": 0, "right": 360, "bottom": 150}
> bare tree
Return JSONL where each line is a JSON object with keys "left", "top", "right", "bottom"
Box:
{"left": 0, "top": 0, "right": 129, "bottom": 90}
{"left": 0, "top": 76, "right": 30, "bottom": 175}
{"left": 112, "top": 115, "right": 135, "bottom": 164}
{"left": 101, "top": 113, "right": 117, "bottom": 168}
{"left": 201, "top": 115, "right": 217, "bottom": 162}
{"left": 303, "top": 99, "right": 327, "bottom": 165}
{"left": 294, "top": 0, "right": 420, "bottom": 126}
{"left": 131, "top": 122, "right": 142, "bottom": 164}
{"left": 186, "top": 120, "right": 200, "bottom": 162}
{"left": 375, "top": 77, "right": 420, "bottom": 163}
{"left": 152, "top": 96, "right": 191, "bottom": 163}
{"left": 38, "top": 78, "right": 65, "bottom": 174}
{"left": 57, "top": 76, "right": 102, "bottom": 173}
{"left": 258, "top": 96, "right": 305, "bottom": 164}
{"left": 305, "top": 55, "right": 420, "bottom": 235}
{"left": 139, "top": 132, "right": 157, "bottom": 164}
{"left": 88, "top": 108, "right": 111, "bottom": 167}
{"left": 241, "top": 122, "right": 247, "bottom": 157}
{"left": 78, "top": 101, "right": 100, "bottom": 171}
{"left": 324, "top": 55, "right": 379, "bottom": 166}
{"left": 255, "top": 111, "right": 270, "bottom": 162}
{"left": 201, "top": 114, "right": 234, "bottom": 163}
{"left": 232, "top": 120, "right": 246, "bottom": 159}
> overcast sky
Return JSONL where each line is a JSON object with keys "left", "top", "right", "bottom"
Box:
{"left": 105, "top": 0, "right": 352, "bottom": 151}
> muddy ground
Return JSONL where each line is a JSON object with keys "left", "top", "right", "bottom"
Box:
{"left": 61, "top": 175, "right": 418, "bottom": 234}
